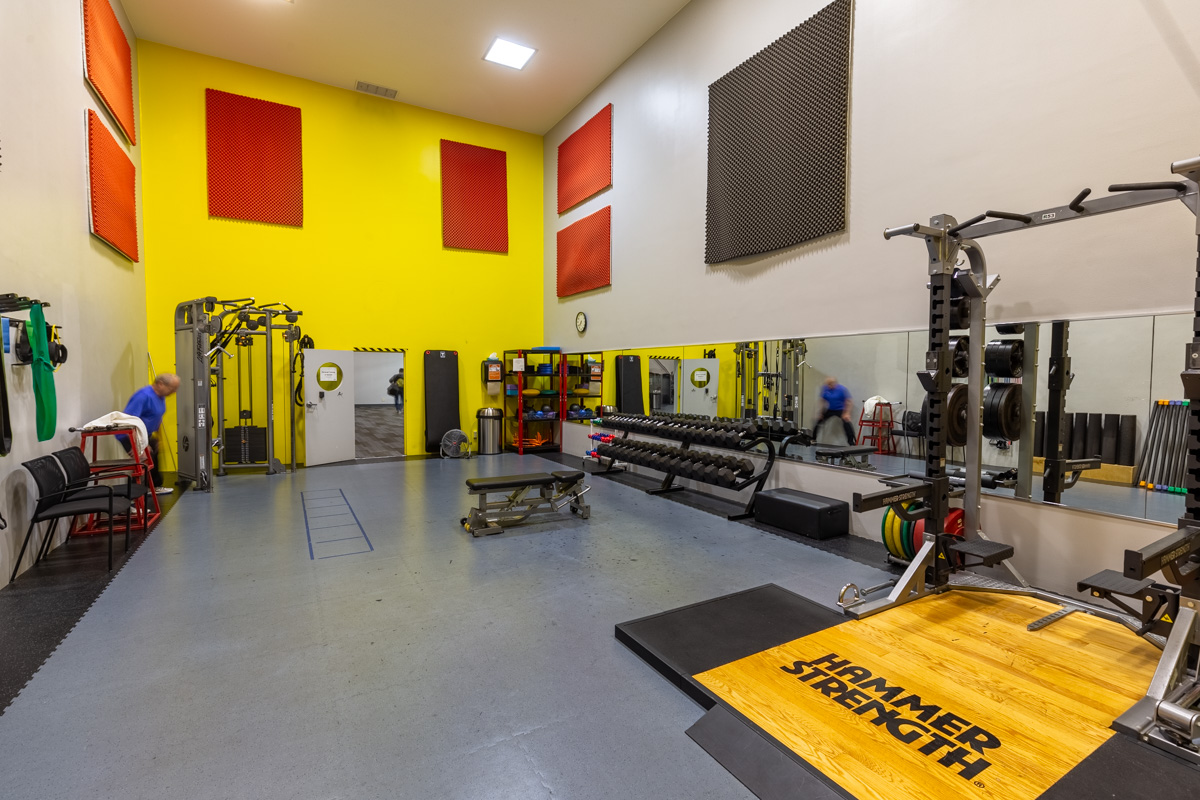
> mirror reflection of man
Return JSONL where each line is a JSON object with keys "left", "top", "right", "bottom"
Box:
{"left": 817, "top": 376, "right": 857, "bottom": 445}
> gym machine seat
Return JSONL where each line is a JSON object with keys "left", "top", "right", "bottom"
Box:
{"left": 462, "top": 471, "right": 590, "bottom": 536}
{"left": 813, "top": 444, "right": 876, "bottom": 470}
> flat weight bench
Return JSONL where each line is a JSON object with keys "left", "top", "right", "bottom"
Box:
{"left": 813, "top": 445, "right": 877, "bottom": 471}
{"left": 461, "top": 471, "right": 590, "bottom": 536}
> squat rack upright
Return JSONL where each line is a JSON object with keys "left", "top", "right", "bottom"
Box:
{"left": 842, "top": 154, "right": 1200, "bottom": 621}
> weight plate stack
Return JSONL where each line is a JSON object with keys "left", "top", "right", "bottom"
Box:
{"left": 982, "top": 383, "right": 1022, "bottom": 440}
{"left": 984, "top": 339, "right": 1024, "bottom": 378}
{"left": 948, "top": 336, "right": 969, "bottom": 378}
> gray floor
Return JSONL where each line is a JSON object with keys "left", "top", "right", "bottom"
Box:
{"left": 355, "top": 404, "right": 405, "bottom": 459}
{"left": 0, "top": 453, "right": 888, "bottom": 800}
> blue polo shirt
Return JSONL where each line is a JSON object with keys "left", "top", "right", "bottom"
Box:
{"left": 120, "top": 385, "right": 166, "bottom": 447}
{"left": 820, "top": 383, "right": 851, "bottom": 412}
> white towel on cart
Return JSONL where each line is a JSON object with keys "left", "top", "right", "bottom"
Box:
{"left": 80, "top": 412, "right": 150, "bottom": 454}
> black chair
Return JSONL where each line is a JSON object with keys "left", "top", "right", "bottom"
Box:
{"left": 45, "top": 447, "right": 149, "bottom": 563}
{"left": 892, "top": 410, "right": 926, "bottom": 459}
{"left": 10, "top": 456, "right": 132, "bottom": 582}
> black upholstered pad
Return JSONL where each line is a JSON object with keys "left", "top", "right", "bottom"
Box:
{"left": 551, "top": 470, "right": 585, "bottom": 483}
{"left": 815, "top": 445, "right": 875, "bottom": 457}
{"left": 465, "top": 473, "right": 555, "bottom": 492}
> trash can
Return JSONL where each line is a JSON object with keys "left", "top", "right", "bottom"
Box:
{"left": 477, "top": 408, "right": 503, "bottom": 455}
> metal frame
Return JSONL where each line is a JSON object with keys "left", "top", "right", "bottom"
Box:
{"left": 840, "top": 158, "right": 1200, "bottom": 619}
{"left": 462, "top": 474, "right": 591, "bottom": 536}
{"left": 174, "top": 297, "right": 305, "bottom": 492}
{"left": 847, "top": 154, "right": 1200, "bottom": 762}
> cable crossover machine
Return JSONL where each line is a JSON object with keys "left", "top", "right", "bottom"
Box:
{"left": 174, "top": 297, "right": 308, "bottom": 492}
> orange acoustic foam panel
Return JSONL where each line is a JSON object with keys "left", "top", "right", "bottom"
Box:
{"left": 206, "top": 89, "right": 304, "bottom": 226}
{"left": 556, "top": 206, "right": 611, "bottom": 297}
{"left": 557, "top": 104, "right": 612, "bottom": 213}
{"left": 440, "top": 139, "right": 508, "bottom": 253}
{"left": 83, "top": 0, "right": 136, "bottom": 145}
{"left": 86, "top": 109, "right": 138, "bottom": 261}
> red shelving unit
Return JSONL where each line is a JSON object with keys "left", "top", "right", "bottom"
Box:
{"left": 503, "top": 348, "right": 563, "bottom": 455}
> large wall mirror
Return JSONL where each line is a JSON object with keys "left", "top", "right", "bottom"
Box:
{"left": 585, "top": 313, "right": 1191, "bottom": 526}
{"left": 735, "top": 313, "right": 1189, "bottom": 525}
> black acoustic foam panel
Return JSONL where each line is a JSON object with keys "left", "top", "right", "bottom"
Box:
{"left": 705, "top": 0, "right": 853, "bottom": 264}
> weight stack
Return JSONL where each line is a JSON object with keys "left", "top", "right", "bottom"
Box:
{"left": 227, "top": 425, "right": 267, "bottom": 464}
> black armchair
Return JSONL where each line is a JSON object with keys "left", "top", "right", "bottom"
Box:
{"left": 10, "top": 456, "right": 132, "bottom": 583}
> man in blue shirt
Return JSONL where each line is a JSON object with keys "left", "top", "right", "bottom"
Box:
{"left": 817, "top": 376, "right": 857, "bottom": 445}
{"left": 122, "top": 373, "right": 180, "bottom": 494}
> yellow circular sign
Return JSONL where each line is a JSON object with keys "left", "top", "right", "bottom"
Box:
{"left": 690, "top": 368, "right": 710, "bottom": 388}
{"left": 317, "top": 362, "right": 343, "bottom": 391}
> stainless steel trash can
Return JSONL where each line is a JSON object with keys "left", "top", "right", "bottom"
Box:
{"left": 477, "top": 408, "right": 503, "bottom": 455}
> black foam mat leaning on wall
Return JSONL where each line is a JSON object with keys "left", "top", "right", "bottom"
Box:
{"left": 705, "top": 0, "right": 853, "bottom": 264}
{"left": 424, "top": 349, "right": 460, "bottom": 452}
{"left": 615, "top": 355, "right": 644, "bottom": 415}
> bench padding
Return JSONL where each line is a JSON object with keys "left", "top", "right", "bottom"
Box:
{"left": 552, "top": 470, "right": 585, "bottom": 483}
{"left": 815, "top": 446, "right": 875, "bottom": 457}
{"left": 466, "top": 473, "right": 558, "bottom": 491}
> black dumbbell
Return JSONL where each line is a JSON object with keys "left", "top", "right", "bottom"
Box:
{"left": 716, "top": 468, "right": 736, "bottom": 487}
{"left": 735, "top": 458, "right": 754, "bottom": 477}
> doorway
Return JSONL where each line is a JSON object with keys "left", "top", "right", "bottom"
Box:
{"left": 352, "top": 350, "right": 405, "bottom": 459}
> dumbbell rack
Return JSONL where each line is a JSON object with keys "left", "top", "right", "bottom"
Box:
{"left": 589, "top": 413, "right": 776, "bottom": 521}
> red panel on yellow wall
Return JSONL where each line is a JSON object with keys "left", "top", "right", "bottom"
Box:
{"left": 83, "top": 0, "right": 136, "bottom": 145}
{"left": 206, "top": 89, "right": 303, "bottom": 226}
{"left": 557, "top": 104, "right": 612, "bottom": 213}
{"left": 86, "top": 109, "right": 138, "bottom": 261}
{"left": 440, "top": 139, "right": 508, "bottom": 253}
{"left": 556, "top": 206, "right": 611, "bottom": 298}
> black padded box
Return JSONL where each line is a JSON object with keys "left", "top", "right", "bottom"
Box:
{"left": 754, "top": 488, "right": 848, "bottom": 540}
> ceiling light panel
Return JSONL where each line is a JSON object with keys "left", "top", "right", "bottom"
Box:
{"left": 484, "top": 38, "right": 536, "bottom": 70}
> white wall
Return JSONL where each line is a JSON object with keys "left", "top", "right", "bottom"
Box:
{"left": 552, "top": 0, "right": 1200, "bottom": 598}
{"left": 0, "top": 0, "right": 147, "bottom": 580}
{"left": 545, "top": 0, "right": 1200, "bottom": 349}
{"left": 353, "top": 351, "right": 404, "bottom": 405}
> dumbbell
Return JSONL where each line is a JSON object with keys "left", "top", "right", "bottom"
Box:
{"left": 695, "top": 464, "right": 718, "bottom": 484}
{"left": 716, "top": 467, "right": 737, "bottom": 488}
{"left": 735, "top": 458, "right": 755, "bottom": 477}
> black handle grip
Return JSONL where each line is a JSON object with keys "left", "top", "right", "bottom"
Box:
{"left": 986, "top": 209, "right": 1033, "bottom": 224}
{"left": 1068, "top": 188, "right": 1091, "bottom": 212}
{"left": 948, "top": 214, "right": 986, "bottom": 237}
{"left": 1107, "top": 182, "right": 1188, "bottom": 193}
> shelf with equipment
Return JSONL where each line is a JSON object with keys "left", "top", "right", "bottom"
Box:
{"left": 503, "top": 348, "right": 563, "bottom": 455}
{"left": 562, "top": 352, "right": 604, "bottom": 423}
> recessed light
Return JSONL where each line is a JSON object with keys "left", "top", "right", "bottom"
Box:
{"left": 484, "top": 38, "right": 536, "bottom": 70}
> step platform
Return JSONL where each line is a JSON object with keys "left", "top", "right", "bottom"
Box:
{"left": 1077, "top": 569, "right": 1154, "bottom": 600}
{"left": 617, "top": 586, "right": 1198, "bottom": 800}
{"left": 948, "top": 538, "right": 1014, "bottom": 567}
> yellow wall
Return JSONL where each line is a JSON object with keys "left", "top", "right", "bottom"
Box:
{"left": 582, "top": 343, "right": 740, "bottom": 418}
{"left": 138, "top": 42, "right": 543, "bottom": 460}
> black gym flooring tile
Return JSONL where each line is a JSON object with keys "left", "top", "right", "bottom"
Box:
{"left": 543, "top": 452, "right": 905, "bottom": 577}
{"left": 0, "top": 478, "right": 184, "bottom": 714}
{"left": 615, "top": 584, "right": 844, "bottom": 708}
{"left": 354, "top": 405, "right": 406, "bottom": 459}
